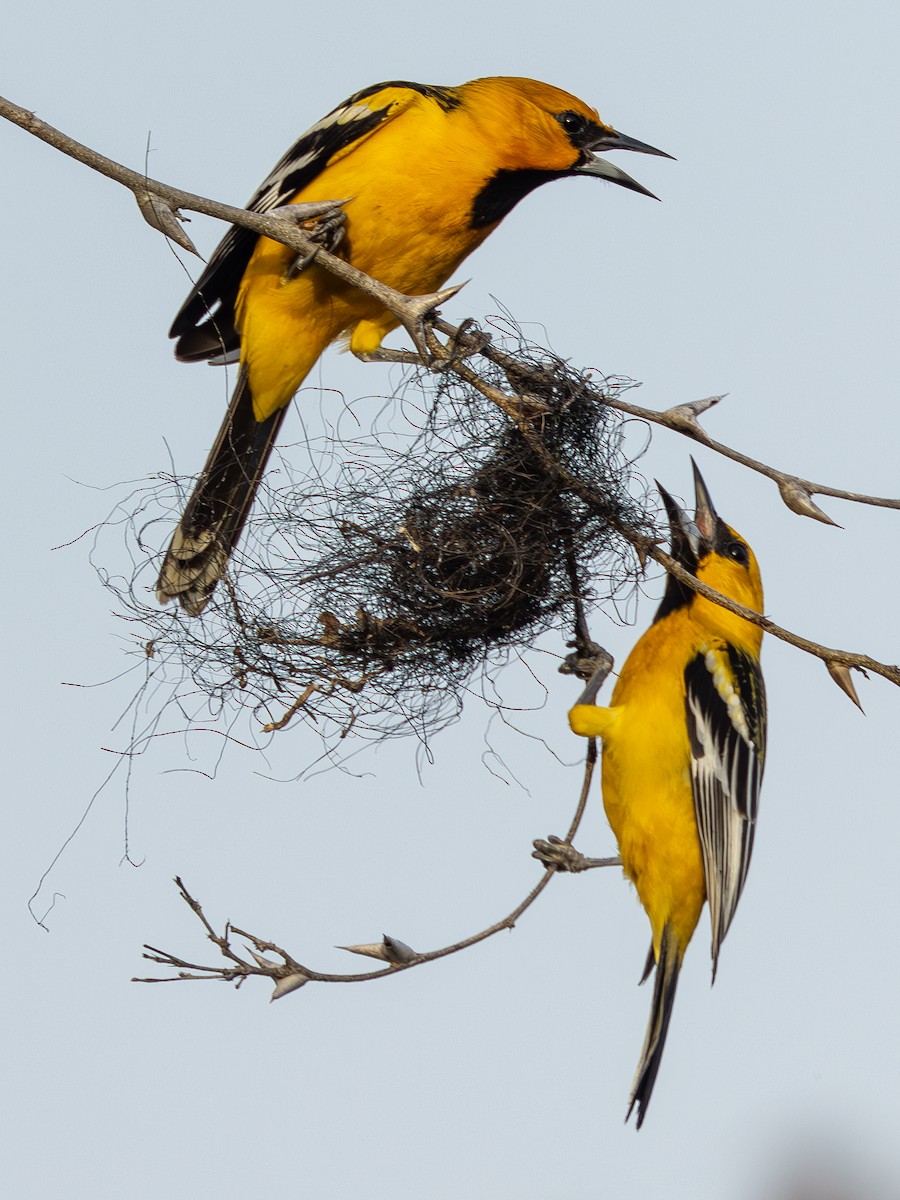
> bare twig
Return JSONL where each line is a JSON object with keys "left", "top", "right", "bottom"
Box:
{"left": 134, "top": 732, "right": 612, "bottom": 997}
{"left": 600, "top": 389, "right": 900, "bottom": 517}
{"left": 0, "top": 95, "right": 463, "bottom": 356}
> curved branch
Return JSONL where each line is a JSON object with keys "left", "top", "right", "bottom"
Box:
{"left": 133, "top": 737, "right": 612, "bottom": 996}
{"left": 428, "top": 319, "right": 900, "bottom": 517}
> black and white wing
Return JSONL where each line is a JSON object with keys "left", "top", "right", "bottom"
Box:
{"left": 684, "top": 644, "right": 767, "bottom": 977}
{"left": 169, "top": 81, "right": 447, "bottom": 362}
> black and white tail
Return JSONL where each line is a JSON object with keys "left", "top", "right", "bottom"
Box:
{"left": 627, "top": 924, "right": 682, "bottom": 1128}
{"left": 156, "top": 370, "right": 288, "bottom": 615}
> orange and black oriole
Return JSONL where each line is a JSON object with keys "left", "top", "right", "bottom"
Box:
{"left": 156, "top": 77, "right": 670, "bottom": 614}
{"left": 569, "top": 463, "right": 767, "bottom": 1127}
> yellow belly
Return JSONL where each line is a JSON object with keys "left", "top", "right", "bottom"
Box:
{"left": 571, "top": 614, "right": 709, "bottom": 957}
{"left": 600, "top": 704, "right": 705, "bottom": 956}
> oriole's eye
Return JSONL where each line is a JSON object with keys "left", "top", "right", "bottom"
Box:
{"left": 726, "top": 540, "right": 749, "bottom": 565}
{"left": 558, "top": 110, "right": 588, "bottom": 136}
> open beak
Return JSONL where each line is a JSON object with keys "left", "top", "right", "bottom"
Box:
{"left": 574, "top": 128, "right": 674, "bottom": 199}
{"left": 657, "top": 461, "right": 718, "bottom": 566}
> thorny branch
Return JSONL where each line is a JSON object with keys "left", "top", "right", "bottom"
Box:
{"left": 134, "top": 738, "right": 618, "bottom": 996}
{"left": 382, "top": 330, "right": 900, "bottom": 698}
{"left": 647, "top": 544, "right": 897, "bottom": 691}
{"left": 413, "top": 333, "right": 900, "bottom": 697}
{"left": 4, "top": 92, "right": 896, "bottom": 514}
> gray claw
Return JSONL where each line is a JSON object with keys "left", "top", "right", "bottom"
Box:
{"left": 532, "top": 835, "right": 591, "bottom": 873}
{"left": 533, "top": 835, "right": 621, "bottom": 874}
{"left": 267, "top": 200, "right": 349, "bottom": 279}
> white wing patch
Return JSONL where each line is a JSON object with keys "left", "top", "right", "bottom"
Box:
{"left": 336, "top": 102, "right": 378, "bottom": 126}
{"left": 685, "top": 643, "right": 766, "bottom": 978}
{"left": 247, "top": 150, "right": 319, "bottom": 216}
{"left": 170, "top": 85, "right": 410, "bottom": 358}
{"left": 242, "top": 95, "right": 402, "bottom": 217}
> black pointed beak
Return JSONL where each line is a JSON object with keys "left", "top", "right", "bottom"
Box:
{"left": 591, "top": 129, "right": 674, "bottom": 159}
{"left": 690, "top": 458, "right": 720, "bottom": 546}
{"left": 656, "top": 480, "right": 702, "bottom": 568}
{"left": 573, "top": 127, "right": 674, "bottom": 200}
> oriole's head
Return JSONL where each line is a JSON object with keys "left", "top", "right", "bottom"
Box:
{"left": 655, "top": 461, "right": 764, "bottom": 652}
{"left": 458, "top": 77, "right": 672, "bottom": 227}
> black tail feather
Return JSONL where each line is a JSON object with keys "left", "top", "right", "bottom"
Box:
{"left": 639, "top": 941, "right": 656, "bottom": 985}
{"left": 627, "top": 924, "right": 681, "bottom": 1128}
{"left": 156, "top": 370, "right": 288, "bottom": 615}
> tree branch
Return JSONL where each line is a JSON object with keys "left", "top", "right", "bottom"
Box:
{"left": 0, "top": 94, "right": 464, "bottom": 357}
{"left": 599, "top": 391, "right": 900, "bottom": 518}
{"left": 134, "top": 732, "right": 615, "bottom": 997}
{"left": 427, "top": 322, "right": 900, "bottom": 518}
{"left": 5, "top": 91, "right": 897, "bottom": 519}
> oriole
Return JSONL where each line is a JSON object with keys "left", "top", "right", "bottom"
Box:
{"left": 156, "top": 77, "right": 670, "bottom": 614}
{"left": 568, "top": 463, "right": 766, "bottom": 1127}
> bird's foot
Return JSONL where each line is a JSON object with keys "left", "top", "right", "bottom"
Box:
{"left": 269, "top": 200, "right": 349, "bottom": 278}
{"left": 394, "top": 281, "right": 468, "bottom": 364}
{"left": 560, "top": 640, "right": 614, "bottom": 706}
{"left": 354, "top": 313, "right": 487, "bottom": 375}
{"left": 559, "top": 638, "right": 611, "bottom": 681}
{"left": 352, "top": 282, "right": 469, "bottom": 368}
{"left": 532, "top": 835, "right": 620, "bottom": 873}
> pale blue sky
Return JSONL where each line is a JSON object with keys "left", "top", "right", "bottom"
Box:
{"left": 3, "top": 2, "right": 899, "bottom": 1197}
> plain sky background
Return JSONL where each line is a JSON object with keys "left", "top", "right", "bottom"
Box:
{"left": 3, "top": 2, "right": 899, "bottom": 1197}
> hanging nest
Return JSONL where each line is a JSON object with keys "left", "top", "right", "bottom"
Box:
{"left": 110, "top": 321, "right": 658, "bottom": 745}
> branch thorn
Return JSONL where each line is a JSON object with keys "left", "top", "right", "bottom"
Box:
{"left": 825, "top": 659, "right": 866, "bottom": 711}
{"left": 337, "top": 935, "right": 418, "bottom": 966}
{"left": 778, "top": 479, "right": 842, "bottom": 527}
{"left": 134, "top": 190, "right": 200, "bottom": 257}
{"left": 662, "top": 394, "right": 724, "bottom": 438}
{"left": 270, "top": 972, "right": 309, "bottom": 1001}
{"left": 395, "top": 281, "right": 468, "bottom": 360}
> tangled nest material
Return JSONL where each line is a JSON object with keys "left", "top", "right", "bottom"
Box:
{"left": 111, "top": 324, "right": 658, "bottom": 745}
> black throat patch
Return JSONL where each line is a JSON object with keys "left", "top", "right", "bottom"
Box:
{"left": 470, "top": 168, "right": 568, "bottom": 228}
